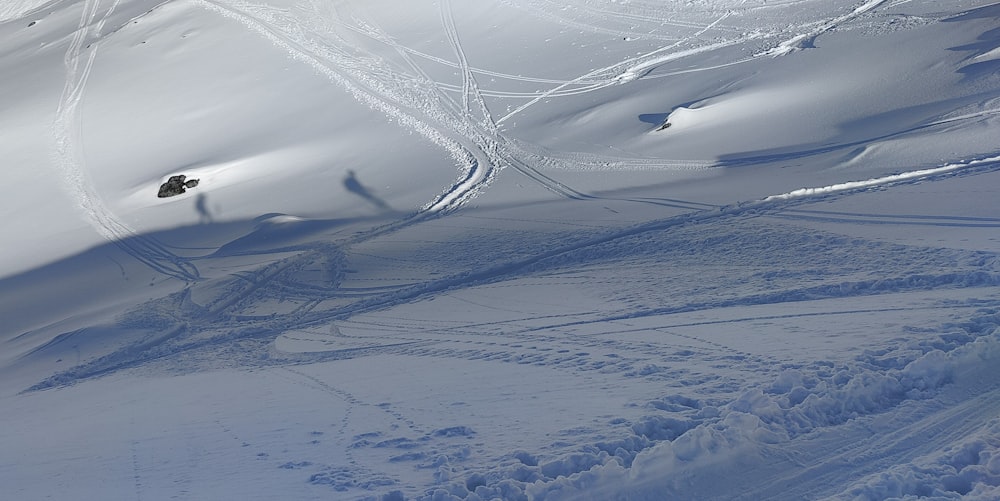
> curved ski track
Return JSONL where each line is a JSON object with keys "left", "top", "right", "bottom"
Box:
{"left": 53, "top": 0, "right": 199, "bottom": 282}
{"left": 19, "top": 2, "right": 1000, "bottom": 500}
{"left": 46, "top": 0, "right": 904, "bottom": 285}
{"left": 30, "top": 0, "right": 1000, "bottom": 393}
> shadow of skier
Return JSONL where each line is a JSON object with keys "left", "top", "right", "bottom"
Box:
{"left": 195, "top": 193, "right": 213, "bottom": 223}
{"left": 343, "top": 170, "right": 391, "bottom": 212}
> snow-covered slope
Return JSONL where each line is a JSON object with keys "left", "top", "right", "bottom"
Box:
{"left": 2, "top": 0, "right": 999, "bottom": 499}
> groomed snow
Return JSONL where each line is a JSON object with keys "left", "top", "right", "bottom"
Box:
{"left": 2, "top": 0, "right": 1000, "bottom": 499}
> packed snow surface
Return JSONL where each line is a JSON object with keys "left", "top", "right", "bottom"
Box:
{"left": 2, "top": 0, "right": 1000, "bottom": 499}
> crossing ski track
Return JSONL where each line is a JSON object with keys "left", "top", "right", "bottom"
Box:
{"left": 496, "top": 0, "right": 745, "bottom": 40}
{"left": 193, "top": 0, "right": 489, "bottom": 216}
{"left": 9, "top": 1, "right": 1000, "bottom": 499}
{"left": 494, "top": 0, "right": 896, "bottom": 122}
{"left": 197, "top": 0, "right": 590, "bottom": 212}
{"left": 26, "top": 0, "right": 1000, "bottom": 388}
{"left": 195, "top": 0, "right": 916, "bottom": 208}
{"left": 28, "top": 152, "right": 1000, "bottom": 391}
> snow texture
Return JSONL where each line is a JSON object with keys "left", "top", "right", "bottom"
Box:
{"left": 2, "top": 0, "right": 1000, "bottom": 499}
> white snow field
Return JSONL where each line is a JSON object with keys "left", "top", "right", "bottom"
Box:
{"left": 2, "top": 0, "right": 1000, "bottom": 499}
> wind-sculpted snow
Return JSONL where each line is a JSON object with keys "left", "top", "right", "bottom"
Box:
{"left": 2, "top": 0, "right": 1000, "bottom": 500}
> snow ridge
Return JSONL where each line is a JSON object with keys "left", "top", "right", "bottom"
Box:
{"left": 764, "top": 155, "right": 1000, "bottom": 202}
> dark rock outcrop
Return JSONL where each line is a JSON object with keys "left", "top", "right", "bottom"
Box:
{"left": 157, "top": 175, "right": 200, "bottom": 198}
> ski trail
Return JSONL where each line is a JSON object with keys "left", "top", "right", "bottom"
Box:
{"left": 438, "top": 0, "right": 592, "bottom": 202}
{"left": 345, "top": 15, "right": 592, "bottom": 205}
{"left": 440, "top": 0, "right": 497, "bottom": 133}
{"left": 614, "top": 11, "right": 732, "bottom": 83}
{"left": 28, "top": 151, "right": 1000, "bottom": 391}
{"left": 763, "top": 154, "right": 1000, "bottom": 201}
{"left": 53, "top": 0, "right": 199, "bottom": 282}
{"left": 335, "top": 17, "right": 504, "bottom": 214}
{"left": 325, "top": 11, "right": 609, "bottom": 91}
{"left": 386, "top": 47, "right": 606, "bottom": 86}
{"left": 197, "top": 0, "right": 494, "bottom": 217}
{"left": 275, "top": 154, "right": 1000, "bottom": 334}
{"left": 496, "top": 12, "right": 743, "bottom": 125}
{"left": 494, "top": 66, "right": 616, "bottom": 126}
{"left": 201, "top": 0, "right": 595, "bottom": 212}
{"left": 347, "top": 18, "right": 467, "bottom": 123}
{"left": 440, "top": 0, "right": 471, "bottom": 120}
{"left": 763, "top": 0, "right": 889, "bottom": 56}
{"left": 494, "top": 0, "right": 891, "bottom": 123}
{"left": 343, "top": 11, "right": 591, "bottom": 204}
{"left": 437, "top": 3, "right": 593, "bottom": 200}
{"left": 497, "top": 0, "right": 737, "bottom": 40}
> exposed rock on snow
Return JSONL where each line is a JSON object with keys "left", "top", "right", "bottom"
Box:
{"left": 157, "top": 174, "right": 200, "bottom": 198}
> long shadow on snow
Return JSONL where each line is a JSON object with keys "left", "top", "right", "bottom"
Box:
{"left": 11, "top": 184, "right": 1000, "bottom": 394}
{"left": 715, "top": 90, "right": 1000, "bottom": 168}
{"left": 714, "top": 4, "right": 1000, "bottom": 169}
{"left": 1, "top": 211, "right": 411, "bottom": 389}
{"left": 943, "top": 3, "right": 1000, "bottom": 82}
{"left": 9, "top": 151, "right": 1000, "bottom": 393}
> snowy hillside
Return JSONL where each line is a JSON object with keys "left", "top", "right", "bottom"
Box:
{"left": 2, "top": 0, "right": 1000, "bottom": 499}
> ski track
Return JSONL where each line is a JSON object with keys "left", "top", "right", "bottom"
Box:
{"left": 764, "top": 154, "right": 1000, "bottom": 201}
{"left": 195, "top": 0, "right": 490, "bottom": 217}
{"left": 28, "top": 151, "right": 1000, "bottom": 392}
{"left": 17, "top": 1, "right": 1000, "bottom": 499}
{"left": 763, "top": 0, "right": 889, "bottom": 56}
{"left": 24, "top": 157, "right": 1000, "bottom": 498}
{"left": 492, "top": 21, "right": 762, "bottom": 123}
{"left": 53, "top": 0, "right": 199, "bottom": 282}
{"left": 498, "top": 0, "right": 744, "bottom": 40}
{"left": 199, "top": 0, "right": 720, "bottom": 210}
{"left": 342, "top": 0, "right": 596, "bottom": 202}
{"left": 493, "top": 0, "right": 890, "bottom": 123}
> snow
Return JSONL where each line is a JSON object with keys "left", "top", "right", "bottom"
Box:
{"left": 2, "top": 0, "right": 1000, "bottom": 499}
